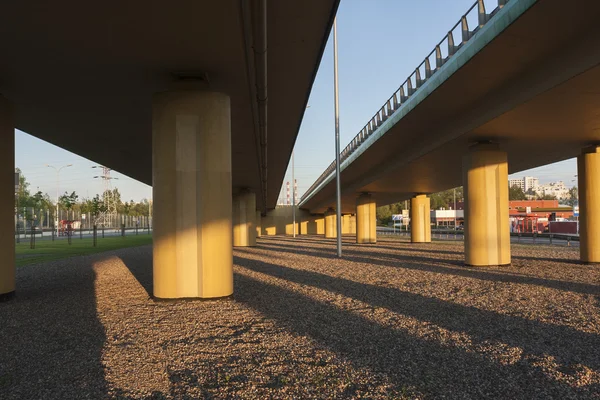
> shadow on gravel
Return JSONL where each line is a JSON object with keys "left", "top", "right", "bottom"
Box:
{"left": 118, "top": 247, "right": 154, "bottom": 298}
{"left": 272, "top": 235, "right": 464, "bottom": 255}
{"left": 512, "top": 255, "right": 583, "bottom": 265}
{"left": 255, "top": 241, "right": 600, "bottom": 296}
{"left": 0, "top": 259, "right": 108, "bottom": 399}
{"left": 233, "top": 255, "right": 600, "bottom": 398}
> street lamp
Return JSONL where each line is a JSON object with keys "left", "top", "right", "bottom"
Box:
{"left": 333, "top": 16, "right": 342, "bottom": 257}
{"left": 292, "top": 150, "right": 296, "bottom": 238}
{"left": 46, "top": 164, "right": 72, "bottom": 237}
{"left": 453, "top": 188, "right": 457, "bottom": 229}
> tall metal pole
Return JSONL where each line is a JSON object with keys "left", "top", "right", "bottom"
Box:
{"left": 453, "top": 188, "right": 457, "bottom": 228}
{"left": 333, "top": 17, "right": 342, "bottom": 257}
{"left": 292, "top": 150, "right": 296, "bottom": 237}
{"left": 55, "top": 171, "right": 59, "bottom": 237}
{"left": 46, "top": 164, "right": 72, "bottom": 237}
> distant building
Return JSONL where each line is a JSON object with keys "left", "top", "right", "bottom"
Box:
{"left": 537, "top": 181, "right": 569, "bottom": 200}
{"left": 508, "top": 199, "right": 574, "bottom": 233}
{"left": 430, "top": 209, "right": 464, "bottom": 227}
{"left": 524, "top": 176, "right": 539, "bottom": 192}
{"left": 509, "top": 176, "right": 539, "bottom": 193}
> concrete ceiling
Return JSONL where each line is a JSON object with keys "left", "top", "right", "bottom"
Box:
{"left": 0, "top": 0, "right": 339, "bottom": 211}
{"left": 301, "top": 0, "right": 600, "bottom": 214}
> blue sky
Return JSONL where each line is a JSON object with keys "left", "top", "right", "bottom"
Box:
{"left": 16, "top": 130, "right": 151, "bottom": 202}
{"left": 278, "top": 0, "right": 578, "bottom": 202}
{"left": 15, "top": 0, "right": 577, "bottom": 204}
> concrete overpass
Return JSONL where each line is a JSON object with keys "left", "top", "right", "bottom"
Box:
{"left": 0, "top": 1, "right": 339, "bottom": 300}
{"left": 299, "top": 0, "right": 600, "bottom": 265}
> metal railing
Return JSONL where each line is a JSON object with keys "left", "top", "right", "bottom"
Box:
{"left": 300, "top": 0, "right": 509, "bottom": 204}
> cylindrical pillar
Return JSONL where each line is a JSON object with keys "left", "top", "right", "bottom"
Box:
{"left": 233, "top": 191, "right": 256, "bottom": 247}
{"left": 463, "top": 144, "right": 510, "bottom": 266}
{"left": 152, "top": 90, "right": 233, "bottom": 299}
{"left": 0, "top": 96, "right": 15, "bottom": 301}
{"left": 356, "top": 193, "right": 376, "bottom": 243}
{"left": 410, "top": 195, "right": 431, "bottom": 243}
{"left": 578, "top": 146, "right": 600, "bottom": 263}
{"left": 324, "top": 208, "right": 337, "bottom": 238}
{"left": 255, "top": 210, "right": 262, "bottom": 238}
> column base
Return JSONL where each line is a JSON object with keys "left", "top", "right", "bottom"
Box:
{"left": 0, "top": 291, "right": 15, "bottom": 302}
{"left": 153, "top": 294, "right": 234, "bottom": 302}
{"left": 465, "top": 263, "right": 511, "bottom": 268}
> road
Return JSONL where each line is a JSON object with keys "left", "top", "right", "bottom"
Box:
{"left": 377, "top": 227, "right": 579, "bottom": 247}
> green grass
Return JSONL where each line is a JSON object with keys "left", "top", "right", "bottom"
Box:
{"left": 16, "top": 234, "right": 153, "bottom": 266}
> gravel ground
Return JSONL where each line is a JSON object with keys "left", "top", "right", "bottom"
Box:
{"left": 0, "top": 236, "right": 599, "bottom": 399}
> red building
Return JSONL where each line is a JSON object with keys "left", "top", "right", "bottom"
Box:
{"left": 508, "top": 200, "right": 574, "bottom": 233}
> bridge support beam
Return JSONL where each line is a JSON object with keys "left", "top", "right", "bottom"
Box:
{"left": 463, "top": 144, "right": 510, "bottom": 266}
{"left": 410, "top": 195, "right": 431, "bottom": 243}
{"left": 256, "top": 211, "right": 262, "bottom": 238}
{"left": 578, "top": 146, "right": 600, "bottom": 263}
{"left": 356, "top": 193, "right": 376, "bottom": 243}
{"left": 324, "top": 208, "right": 337, "bottom": 238}
{"left": 233, "top": 191, "right": 256, "bottom": 247}
{"left": 0, "top": 96, "right": 15, "bottom": 301}
{"left": 152, "top": 90, "right": 233, "bottom": 299}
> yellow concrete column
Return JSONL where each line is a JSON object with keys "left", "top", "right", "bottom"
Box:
{"left": 256, "top": 211, "right": 262, "bottom": 238}
{"left": 356, "top": 194, "right": 376, "bottom": 243}
{"left": 0, "top": 96, "right": 15, "bottom": 301}
{"left": 300, "top": 220, "right": 308, "bottom": 235}
{"left": 233, "top": 191, "right": 256, "bottom": 247}
{"left": 410, "top": 195, "right": 431, "bottom": 243}
{"left": 315, "top": 216, "right": 325, "bottom": 235}
{"left": 463, "top": 144, "right": 510, "bottom": 266}
{"left": 578, "top": 146, "right": 600, "bottom": 263}
{"left": 152, "top": 89, "right": 233, "bottom": 299}
{"left": 324, "top": 208, "right": 337, "bottom": 238}
{"left": 342, "top": 215, "right": 351, "bottom": 235}
{"left": 306, "top": 214, "right": 324, "bottom": 234}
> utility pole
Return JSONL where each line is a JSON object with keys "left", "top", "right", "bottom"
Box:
{"left": 333, "top": 17, "right": 342, "bottom": 257}
{"left": 46, "top": 164, "right": 73, "bottom": 237}
{"left": 92, "top": 165, "right": 119, "bottom": 227}
{"left": 292, "top": 150, "right": 296, "bottom": 237}
{"left": 454, "top": 188, "right": 457, "bottom": 229}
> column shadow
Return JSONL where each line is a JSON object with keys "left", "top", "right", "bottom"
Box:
{"left": 233, "top": 256, "right": 599, "bottom": 398}
{"left": 118, "top": 246, "right": 154, "bottom": 298}
{"left": 255, "top": 241, "right": 600, "bottom": 296}
{"left": 0, "top": 258, "right": 108, "bottom": 398}
{"left": 234, "top": 255, "right": 600, "bottom": 372}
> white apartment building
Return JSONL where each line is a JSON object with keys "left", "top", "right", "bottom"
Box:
{"left": 509, "top": 176, "right": 539, "bottom": 193}
{"left": 537, "top": 181, "right": 570, "bottom": 200}
{"left": 509, "top": 178, "right": 524, "bottom": 190}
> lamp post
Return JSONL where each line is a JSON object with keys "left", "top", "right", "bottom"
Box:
{"left": 292, "top": 150, "right": 296, "bottom": 238}
{"left": 46, "top": 164, "right": 73, "bottom": 237}
{"left": 453, "top": 188, "right": 457, "bottom": 229}
{"left": 333, "top": 16, "right": 342, "bottom": 257}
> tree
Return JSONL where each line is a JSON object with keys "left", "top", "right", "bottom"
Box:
{"left": 565, "top": 187, "right": 578, "bottom": 207}
{"left": 104, "top": 188, "right": 123, "bottom": 213}
{"left": 90, "top": 195, "right": 107, "bottom": 224}
{"left": 15, "top": 167, "right": 31, "bottom": 208}
{"left": 509, "top": 185, "right": 527, "bottom": 200}
{"left": 376, "top": 205, "right": 392, "bottom": 225}
{"left": 59, "top": 191, "right": 79, "bottom": 210}
{"left": 538, "top": 193, "right": 557, "bottom": 201}
{"left": 430, "top": 187, "right": 463, "bottom": 209}
{"left": 122, "top": 201, "right": 132, "bottom": 215}
{"left": 131, "top": 198, "right": 151, "bottom": 217}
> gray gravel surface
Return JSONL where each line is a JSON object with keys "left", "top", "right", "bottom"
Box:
{"left": 1, "top": 236, "right": 599, "bottom": 399}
